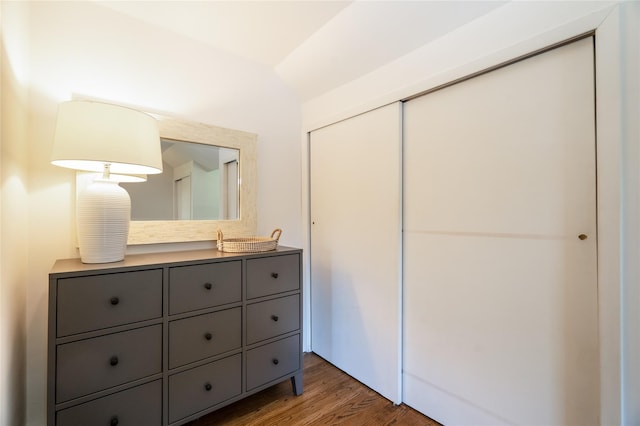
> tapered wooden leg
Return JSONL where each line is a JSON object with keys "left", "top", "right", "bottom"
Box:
{"left": 291, "top": 373, "right": 303, "bottom": 396}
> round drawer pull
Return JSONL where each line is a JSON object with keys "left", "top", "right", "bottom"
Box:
{"left": 271, "top": 273, "right": 279, "bottom": 279}
{"left": 204, "top": 332, "right": 213, "bottom": 341}
{"left": 110, "top": 416, "right": 119, "bottom": 426}
{"left": 110, "top": 297, "right": 119, "bottom": 306}
{"left": 204, "top": 383, "right": 212, "bottom": 391}
{"left": 271, "top": 315, "right": 279, "bottom": 322}
{"left": 204, "top": 282, "right": 213, "bottom": 290}
{"left": 272, "top": 358, "right": 279, "bottom": 365}
{"left": 109, "top": 356, "right": 119, "bottom": 366}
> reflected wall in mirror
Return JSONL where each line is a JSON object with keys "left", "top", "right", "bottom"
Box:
{"left": 122, "top": 140, "right": 240, "bottom": 221}
{"left": 127, "top": 115, "right": 257, "bottom": 245}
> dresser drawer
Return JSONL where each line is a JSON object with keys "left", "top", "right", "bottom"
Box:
{"left": 169, "top": 307, "right": 241, "bottom": 369}
{"left": 169, "top": 354, "right": 241, "bottom": 424}
{"left": 246, "top": 254, "right": 300, "bottom": 299}
{"left": 246, "top": 334, "right": 300, "bottom": 391}
{"left": 247, "top": 295, "right": 299, "bottom": 345}
{"left": 56, "top": 325, "right": 162, "bottom": 403}
{"left": 56, "top": 380, "right": 161, "bottom": 426}
{"left": 57, "top": 269, "right": 162, "bottom": 337}
{"left": 169, "top": 261, "right": 241, "bottom": 314}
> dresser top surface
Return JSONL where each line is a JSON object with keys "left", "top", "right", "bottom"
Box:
{"left": 50, "top": 246, "right": 301, "bottom": 277}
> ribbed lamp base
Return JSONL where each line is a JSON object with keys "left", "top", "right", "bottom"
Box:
{"left": 77, "top": 179, "right": 131, "bottom": 263}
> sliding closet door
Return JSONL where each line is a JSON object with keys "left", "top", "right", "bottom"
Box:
{"left": 310, "top": 103, "right": 402, "bottom": 403}
{"left": 403, "top": 38, "right": 598, "bottom": 425}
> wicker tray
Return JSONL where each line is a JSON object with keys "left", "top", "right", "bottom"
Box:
{"left": 217, "top": 228, "right": 282, "bottom": 253}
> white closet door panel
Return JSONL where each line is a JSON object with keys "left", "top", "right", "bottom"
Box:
{"left": 404, "top": 233, "right": 598, "bottom": 425}
{"left": 404, "top": 37, "right": 597, "bottom": 425}
{"left": 404, "top": 38, "right": 596, "bottom": 239}
{"left": 310, "top": 102, "right": 402, "bottom": 404}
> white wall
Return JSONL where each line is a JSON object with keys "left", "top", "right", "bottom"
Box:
{"left": 301, "top": 1, "right": 635, "bottom": 424}
{"left": 0, "top": 3, "right": 30, "bottom": 425}
{"left": 22, "top": 2, "right": 302, "bottom": 424}
{"left": 621, "top": 2, "right": 640, "bottom": 423}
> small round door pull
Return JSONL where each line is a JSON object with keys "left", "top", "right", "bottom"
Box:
{"left": 272, "top": 358, "right": 279, "bottom": 365}
{"left": 109, "top": 356, "right": 119, "bottom": 366}
{"left": 271, "top": 273, "right": 279, "bottom": 279}
{"left": 110, "top": 416, "right": 119, "bottom": 426}
{"left": 204, "top": 332, "right": 213, "bottom": 341}
{"left": 578, "top": 234, "right": 588, "bottom": 240}
{"left": 204, "top": 282, "right": 213, "bottom": 290}
{"left": 110, "top": 297, "right": 119, "bottom": 305}
{"left": 204, "top": 383, "right": 212, "bottom": 391}
{"left": 271, "top": 315, "right": 279, "bottom": 322}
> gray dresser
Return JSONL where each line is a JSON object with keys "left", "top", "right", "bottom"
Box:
{"left": 47, "top": 247, "right": 303, "bottom": 426}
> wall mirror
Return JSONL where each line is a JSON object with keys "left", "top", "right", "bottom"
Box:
{"left": 123, "top": 140, "right": 240, "bottom": 221}
{"left": 126, "top": 115, "right": 257, "bottom": 244}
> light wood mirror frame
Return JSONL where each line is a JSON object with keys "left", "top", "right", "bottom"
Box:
{"left": 128, "top": 116, "right": 257, "bottom": 245}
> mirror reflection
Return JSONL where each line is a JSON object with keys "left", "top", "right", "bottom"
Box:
{"left": 123, "top": 138, "right": 240, "bottom": 220}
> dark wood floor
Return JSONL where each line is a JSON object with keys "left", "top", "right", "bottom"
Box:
{"left": 186, "top": 352, "right": 440, "bottom": 425}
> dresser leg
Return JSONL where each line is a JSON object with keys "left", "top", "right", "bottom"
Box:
{"left": 291, "top": 373, "right": 303, "bottom": 396}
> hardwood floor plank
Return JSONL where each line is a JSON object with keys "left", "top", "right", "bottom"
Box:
{"left": 186, "top": 353, "right": 440, "bottom": 425}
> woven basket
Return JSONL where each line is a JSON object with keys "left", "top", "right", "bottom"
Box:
{"left": 217, "top": 228, "right": 282, "bottom": 253}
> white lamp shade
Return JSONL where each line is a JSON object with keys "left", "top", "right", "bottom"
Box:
{"left": 51, "top": 101, "right": 163, "bottom": 175}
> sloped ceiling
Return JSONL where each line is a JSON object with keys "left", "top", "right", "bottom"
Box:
{"left": 97, "top": 1, "right": 506, "bottom": 101}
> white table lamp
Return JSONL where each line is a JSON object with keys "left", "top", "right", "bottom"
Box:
{"left": 51, "top": 101, "right": 162, "bottom": 263}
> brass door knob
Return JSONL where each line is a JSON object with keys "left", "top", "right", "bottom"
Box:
{"left": 578, "top": 234, "right": 588, "bottom": 240}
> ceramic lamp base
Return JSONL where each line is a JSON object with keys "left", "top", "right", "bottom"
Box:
{"left": 77, "top": 179, "right": 131, "bottom": 263}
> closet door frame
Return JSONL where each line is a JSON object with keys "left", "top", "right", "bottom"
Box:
{"left": 301, "top": 9, "right": 629, "bottom": 424}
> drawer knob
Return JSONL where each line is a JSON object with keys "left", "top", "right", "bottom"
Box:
{"left": 110, "top": 297, "right": 119, "bottom": 306}
{"left": 271, "top": 272, "right": 279, "bottom": 279}
{"left": 110, "top": 416, "right": 119, "bottom": 426}
{"left": 204, "top": 282, "right": 213, "bottom": 290}
{"left": 272, "top": 358, "right": 279, "bottom": 365}
{"left": 204, "top": 332, "right": 213, "bottom": 341}
{"left": 204, "top": 383, "right": 212, "bottom": 391}
{"left": 109, "top": 356, "right": 119, "bottom": 366}
{"left": 271, "top": 315, "right": 279, "bottom": 322}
